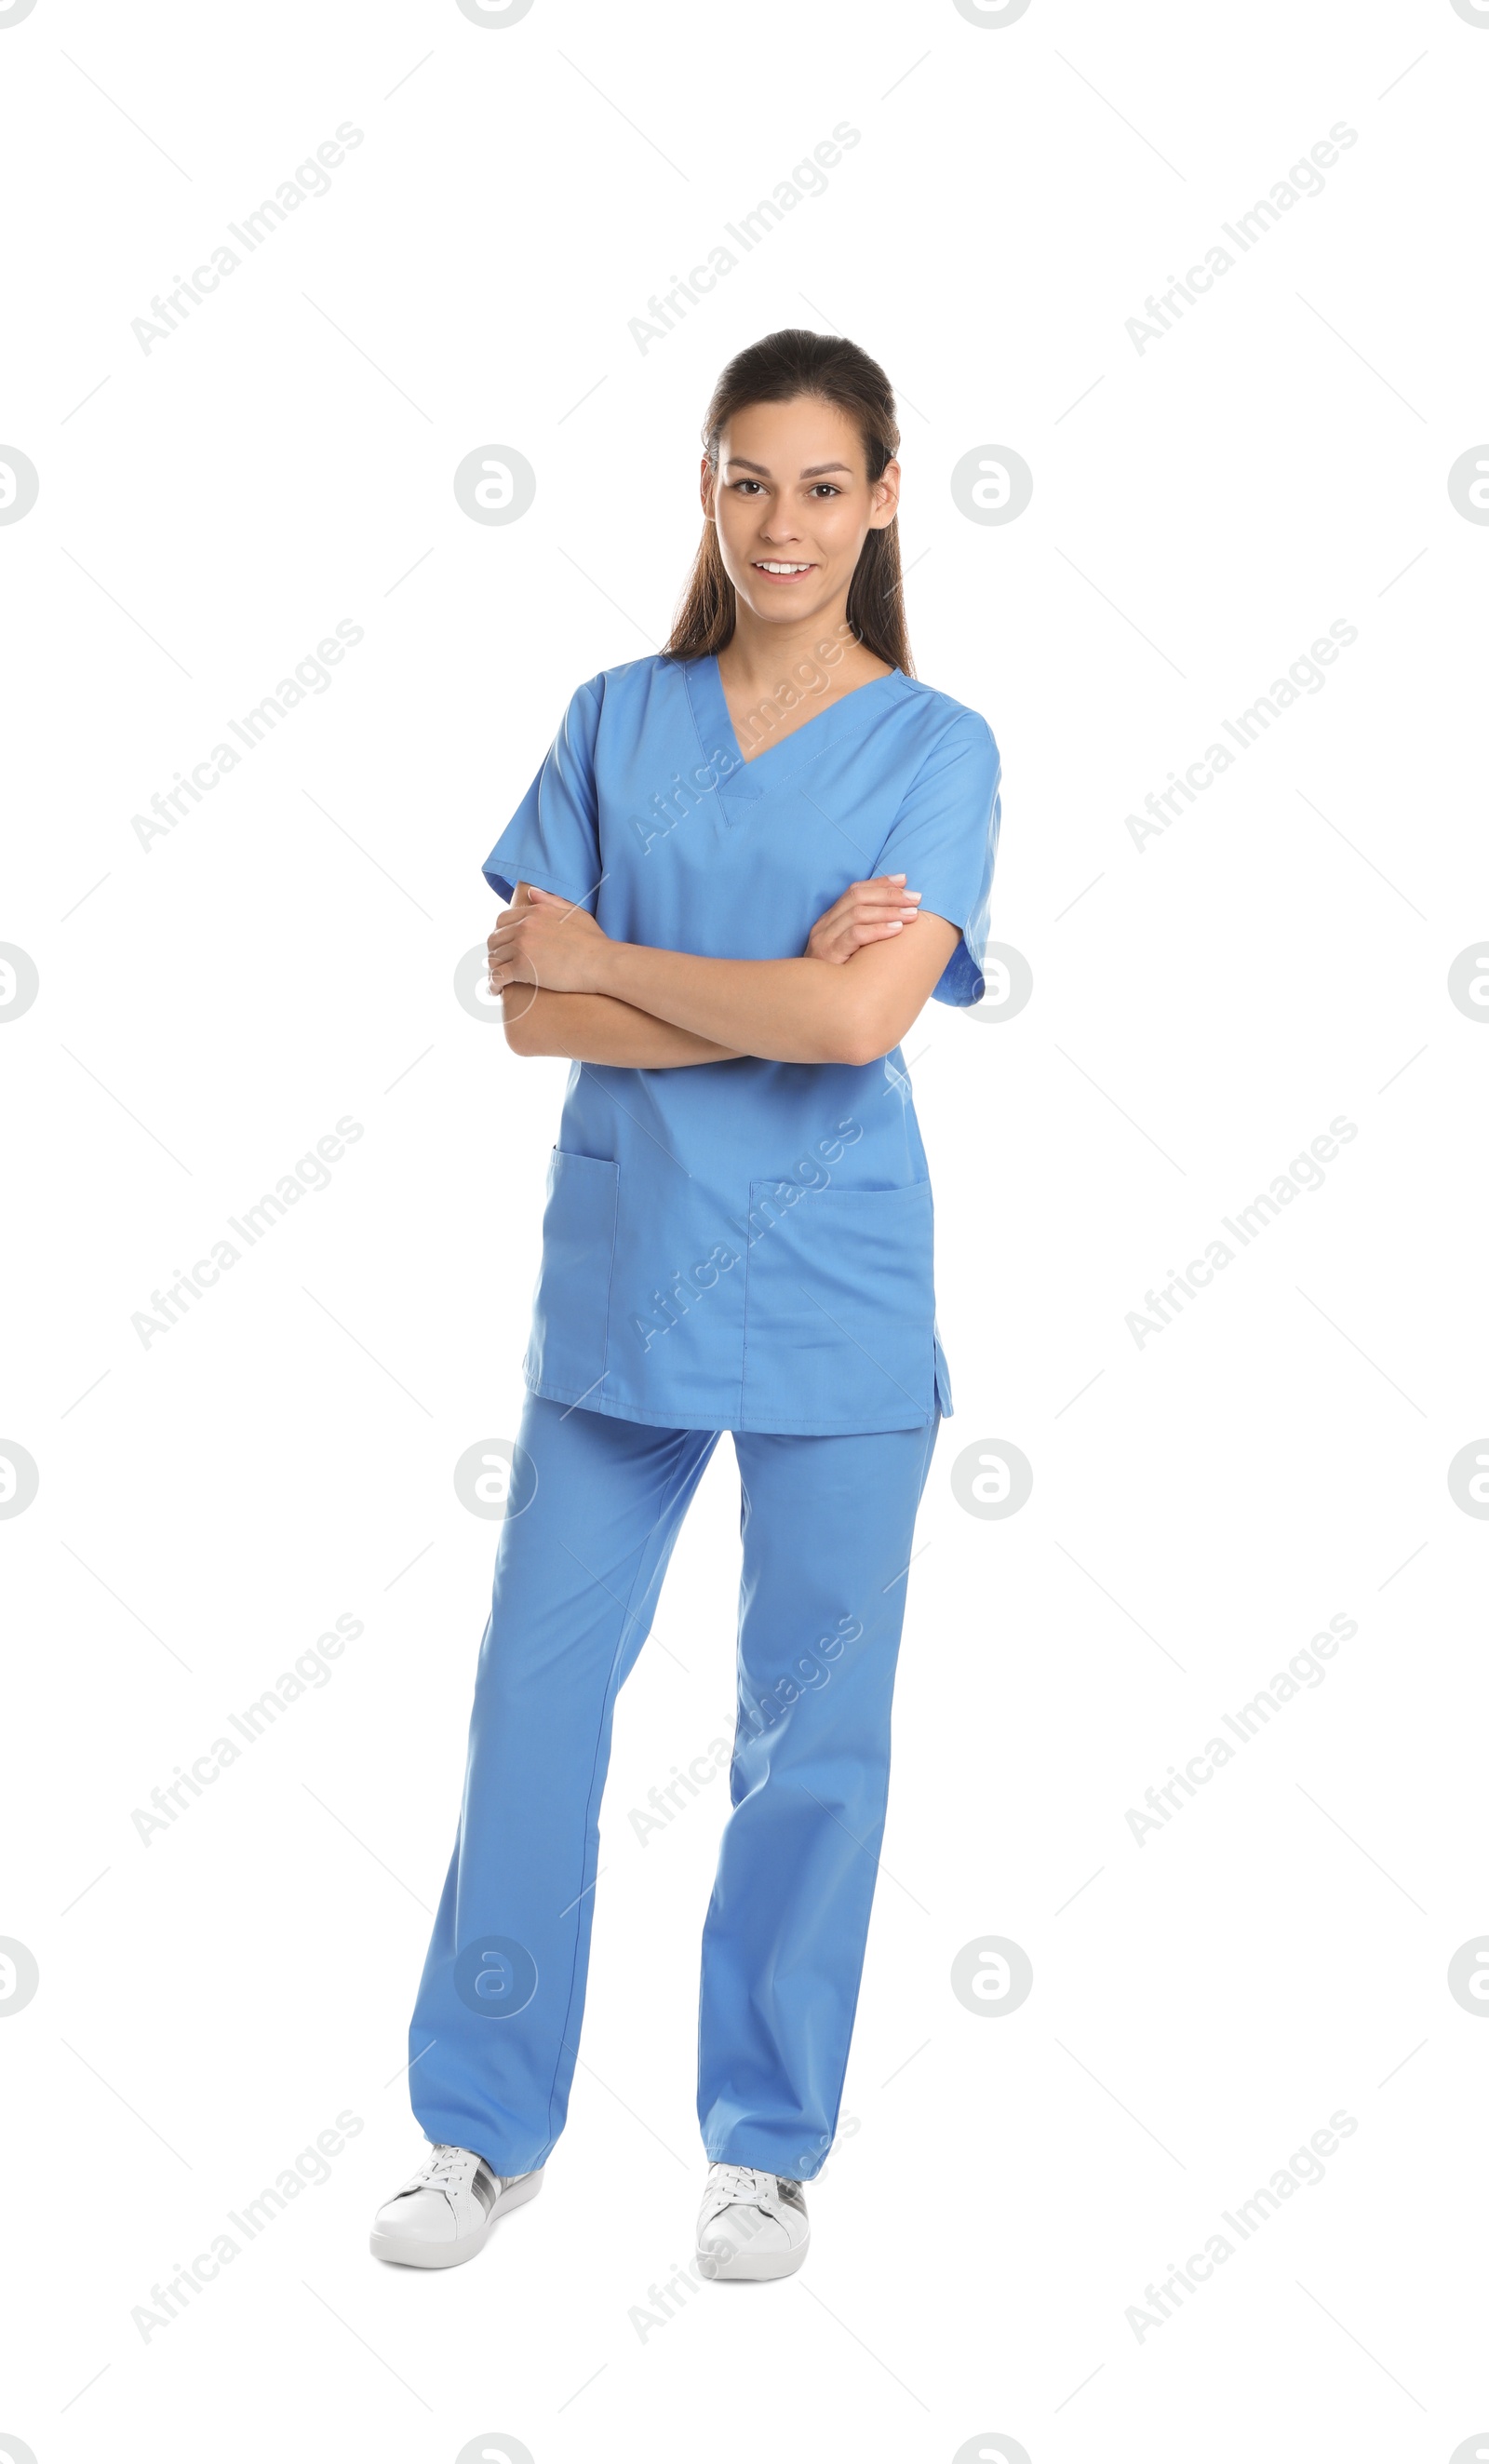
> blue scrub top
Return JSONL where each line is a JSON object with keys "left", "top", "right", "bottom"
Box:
{"left": 484, "top": 651, "right": 1000, "bottom": 1437}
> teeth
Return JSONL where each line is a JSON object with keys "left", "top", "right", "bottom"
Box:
{"left": 757, "top": 561, "right": 811, "bottom": 573}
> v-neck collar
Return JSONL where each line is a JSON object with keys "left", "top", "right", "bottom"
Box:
{"left": 684, "top": 651, "right": 905, "bottom": 801}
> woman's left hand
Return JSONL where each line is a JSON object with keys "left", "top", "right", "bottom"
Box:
{"left": 488, "top": 886, "right": 610, "bottom": 995}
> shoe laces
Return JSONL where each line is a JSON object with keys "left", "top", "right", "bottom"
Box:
{"left": 702, "top": 2162, "right": 780, "bottom": 2220}
{"left": 414, "top": 2143, "right": 487, "bottom": 2196}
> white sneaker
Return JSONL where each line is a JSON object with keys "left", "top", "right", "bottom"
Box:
{"left": 369, "top": 2143, "right": 543, "bottom": 2269}
{"left": 695, "top": 2163, "right": 810, "bottom": 2282}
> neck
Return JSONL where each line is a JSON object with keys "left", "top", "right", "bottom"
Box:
{"left": 718, "top": 595, "right": 884, "bottom": 700}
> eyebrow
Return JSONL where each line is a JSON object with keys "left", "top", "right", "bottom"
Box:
{"left": 724, "top": 458, "right": 855, "bottom": 479}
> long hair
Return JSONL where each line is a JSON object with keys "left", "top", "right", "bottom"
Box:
{"left": 664, "top": 329, "right": 913, "bottom": 676}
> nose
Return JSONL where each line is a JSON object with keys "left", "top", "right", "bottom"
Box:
{"left": 758, "top": 507, "right": 803, "bottom": 547}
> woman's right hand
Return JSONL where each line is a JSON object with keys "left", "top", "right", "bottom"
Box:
{"left": 806, "top": 874, "right": 922, "bottom": 965}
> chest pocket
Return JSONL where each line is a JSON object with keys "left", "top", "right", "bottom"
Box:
{"left": 741, "top": 1180, "right": 936, "bottom": 1432}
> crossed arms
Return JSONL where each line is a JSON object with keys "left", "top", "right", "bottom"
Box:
{"left": 490, "top": 876, "right": 960, "bottom": 1070}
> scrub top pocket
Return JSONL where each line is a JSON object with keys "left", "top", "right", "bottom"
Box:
{"left": 741, "top": 1179, "right": 937, "bottom": 1433}
{"left": 524, "top": 1149, "right": 618, "bottom": 1401}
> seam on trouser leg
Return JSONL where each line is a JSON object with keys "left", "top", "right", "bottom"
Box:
{"left": 814, "top": 1407, "right": 941, "bottom": 2157}
{"left": 540, "top": 1429, "right": 715, "bottom": 2155}
{"left": 713, "top": 1410, "right": 942, "bottom": 2170}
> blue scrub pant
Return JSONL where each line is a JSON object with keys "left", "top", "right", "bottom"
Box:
{"left": 409, "top": 1391, "right": 940, "bottom": 2182}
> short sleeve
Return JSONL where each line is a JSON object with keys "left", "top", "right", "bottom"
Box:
{"left": 482, "top": 678, "right": 604, "bottom": 909}
{"left": 874, "top": 709, "right": 1001, "bottom": 1006}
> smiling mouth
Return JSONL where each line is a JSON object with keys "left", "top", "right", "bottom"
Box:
{"left": 753, "top": 560, "right": 815, "bottom": 578}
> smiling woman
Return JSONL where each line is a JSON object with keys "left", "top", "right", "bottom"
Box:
{"left": 375, "top": 329, "right": 1004, "bottom": 2291}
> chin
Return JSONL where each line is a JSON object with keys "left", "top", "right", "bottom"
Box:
{"left": 738, "top": 584, "right": 831, "bottom": 622}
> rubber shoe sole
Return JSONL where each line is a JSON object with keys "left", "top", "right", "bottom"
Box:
{"left": 369, "top": 2165, "right": 544, "bottom": 2269}
{"left": 697, "top": 2220, "right": 809, "bottom": 2282}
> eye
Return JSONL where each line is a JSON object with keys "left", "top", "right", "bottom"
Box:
{"left": 808, "top": 483, "right": 842, "bottom": 498}
{"left": 730, "top": 478, "right": 765, "bottom": 496}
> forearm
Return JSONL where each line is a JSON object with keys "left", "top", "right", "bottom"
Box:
{"left": 490, "top": 882, "right": 959, "bottom": 1065}
{"left": 590, "top": 942, "right": 872, "bottom": 1066}
{"left": 502, "top": 986, "right": 742, "bottom": 1068}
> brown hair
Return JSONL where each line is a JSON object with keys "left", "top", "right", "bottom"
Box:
{"left": 664, "top": 328, "right": 913, "bottom": 676}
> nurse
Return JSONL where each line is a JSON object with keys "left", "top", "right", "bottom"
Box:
{"left": 370, "top": 328, "right": 1001, "bottom": 2282}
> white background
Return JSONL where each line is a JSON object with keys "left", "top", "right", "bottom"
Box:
{"left": 3, "top": 1, "right": 1487, "bottom": 2457}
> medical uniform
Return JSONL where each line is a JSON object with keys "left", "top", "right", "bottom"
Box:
{"left": 410, "top": 651, "right": 1000, "bottom": 2180}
